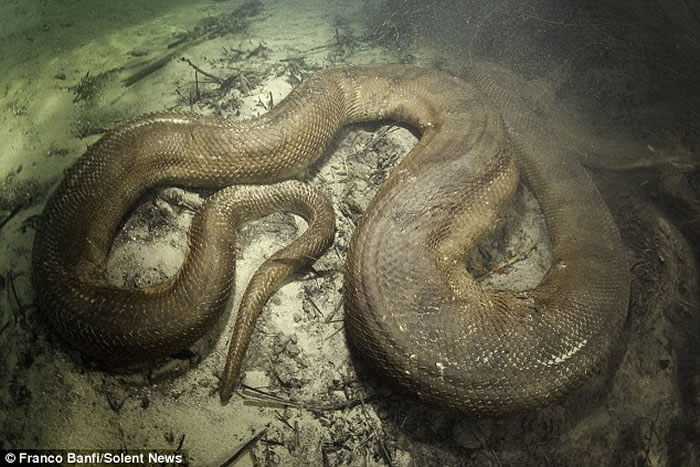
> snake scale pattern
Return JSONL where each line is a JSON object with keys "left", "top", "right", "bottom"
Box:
{"left": 32, "top": 64, "right": 630, "bottom": 415}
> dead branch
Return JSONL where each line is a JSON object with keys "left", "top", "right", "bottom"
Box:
{"left": 240, "top": 384, "right": 367, "bottom": 414}
{"left": 122, "top": 0, "right": 262, "bottom": 87}
{"left": 219, "top": 428, "right": 268, "bottom": 467}
{"left": 180, "top": 57, "right": 223, "bottom": 84}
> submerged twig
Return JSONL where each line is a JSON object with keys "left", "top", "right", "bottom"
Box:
{"left": 122, "top": 0, "right": 262, "bottom": 87}
{"left": 0, "top": 205, "right": 22, "bottom": 232}
{"left": 307, "top": 297, "right": 324, "bottom": 318}
{"left": 679, "top": 298, "right": 699, "bottom": 310}
{"left": 324, "top": 298, "right": 343, "bottom": 324}
{"left": 122, "top": 39, "right": 203, "bottom": 87}
{"left": 7, "top": 271, "right": 22, "bottom": 311}
{"left": 180, "top": 57, "right": 223, "bottom": 84}
{"left": 358, "top": 394, "right": 393, "bottom": 467}
{"left": 240, "top": 384, "right": 365, "bottom": 413}
{"left": 219, "top": 428, "right": 268, "bottom": 467}
{"left": 324, "top": 322, "right": 344, "bottom": 341}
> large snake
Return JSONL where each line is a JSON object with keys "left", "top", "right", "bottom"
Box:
{"left": 32, "top": 64, "right": 631, "bottom": 416}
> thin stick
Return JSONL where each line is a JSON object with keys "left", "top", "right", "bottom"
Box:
{"left": 0, "top": 205, "right": 21, "bottom": 232}
{"left": 180, "top": 57, "right": 223, "bottom": 84}
{"left": 122, "top": 36, "right": 208, "bottom": 87}
{"left": 219, "top": 429, "right": 268, "bottom": 467}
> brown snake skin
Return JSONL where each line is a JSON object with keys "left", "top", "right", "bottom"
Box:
{"left": 32, "top": 64, "right": 630, "bottom": 415}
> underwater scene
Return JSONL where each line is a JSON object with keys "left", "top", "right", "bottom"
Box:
{"left": 0, "top": 0, "right": 698, "bottom": 465}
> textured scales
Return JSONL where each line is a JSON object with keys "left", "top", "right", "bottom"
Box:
{"left": 32, "top": 65, "right": 630, "bottom": 415}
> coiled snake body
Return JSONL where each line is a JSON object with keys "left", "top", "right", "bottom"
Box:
{"left": 32, "top": 65, "right": 630, "bottom": 415}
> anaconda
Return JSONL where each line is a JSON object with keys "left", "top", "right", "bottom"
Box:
{"left": 32, "top": 64, "right": 630, "bottom": 415}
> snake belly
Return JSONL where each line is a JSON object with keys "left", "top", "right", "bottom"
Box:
{"left": 32, "top": 64, "right": 630, "bottom": 415}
